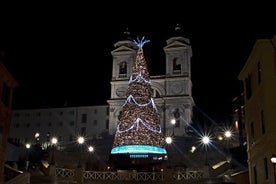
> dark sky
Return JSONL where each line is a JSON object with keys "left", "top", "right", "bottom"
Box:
{"left": 0, "top": 3, "right": 275, "bottom": 122}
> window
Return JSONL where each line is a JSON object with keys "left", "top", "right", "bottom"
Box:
{"left": 48, "top": 122, "right": 52, "bottom": 127}
{"left": 173, "top": 108, "right": 181, "bottom": 127}
{"left": 93, "top": 120, "right": 97, "bottom": 126}
{"left": 253, "top": 165, "right": 257, "bottom": 184}
{"left": 1, "top": 83, "right": 10, "bottom": 106}
{"left": 36, "top": 123, "right": 40, "bottom": 127}
{"left": 173, "top": 57, "right": 181, "bottom": 74}
{"left": 106, "top": 107, "right": 109, "bottom": 115}
{"left": 69, "top": 135, "right": 74, "bottom": 141}
{"left": 118, "top": 111, "right": 122, "bottom": 121}
{"left": 119, "top": 61, "right": 127, "bottom": 74}
{"left": 245, "top": 75, "right": 252, "bottom": 100}
{"left": 59, "top": 122, "right": 63, "bottom": 126}
{"left": 250, "top": 122, "right": 255, "bottom": 145}
{"left": 106, "top": 119, "right": 109, "bottom": 129}
{"left": 257, "top": 62, "right": 261, "bottom": 84}
{"left": 261, "top": 110, "right": 265, "bottom": 135}
{"left": 155, "top": 91, "right": 160, "bottom": 98}
{"left": 26, "top": 123, "right": 30, "bottom": 128}
{"left": 69, "top": 121, "right": 74, "bottom": 126}
{"left": 81, "top": 114, "right": 87, "bottom": 123}
{"left": 175, "top": 119, "right": 180, "bottom": 128}
{"left": 81, "top": 127, "right": 86, "bottom": 135}
{"left": 274, "top": 50, "right": 276, "bottom": 74}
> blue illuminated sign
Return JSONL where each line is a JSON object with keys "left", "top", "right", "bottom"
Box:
{"left": 111, "top": 145, "right": 167, "bottom": 154}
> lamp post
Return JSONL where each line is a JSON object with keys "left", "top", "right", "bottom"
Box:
{"left": 87, "top": 146, "right": 94, "bottom": 170}
{"left": 77, "top": 136, "right": 85, "bottom": 168}
{"left": 50, "top": 137, "right": 58, "bottom": 165}
{"left": 202, "top": 136, "right": 210, "bottom": 166}
{"left": 25, "top": 143, "right": 31, "bottom": 171}
{"left": 271, "top": 154, "right": 276, "bottom": 184}
{"left": 224, "top": 130, "right": 232, "bottom": 162}
{"left": 171, "top": 119, "right": 176, "bottom": 136}
{"left": 165, "top": 136, "right": 173, "bottom": 168}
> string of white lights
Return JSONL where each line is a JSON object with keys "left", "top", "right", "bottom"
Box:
{"left": 116, "top": 117, "right": 161, "bottom": 134}
{"left": 122, "top": 95, "right": 158, "bottom": 112}
{"left": 129, "top": 72, "right": 151, "bottom": 84}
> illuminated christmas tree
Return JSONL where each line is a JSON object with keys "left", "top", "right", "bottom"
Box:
{"left": 110, "top": 37, "right": 167, "bottom": 170}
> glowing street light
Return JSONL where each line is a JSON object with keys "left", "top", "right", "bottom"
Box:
{"left": 165, "top": 136, "right": 173, "bottom": 144}
{"left": 202, "top": 136, "right": 210, "bottom": 145}
{"left": 25, "top": 143, "right": 31, "bottom": 170}
{"left": 201, "top": 135, "right": 211, "bottom": 165}
{"left": 51, "top": 137, "right": 58, "bottom": 145}
{"left": 224, "top": 130, "right": 232, "bottom": 139}
{"left": 88, "top": 146, "right": 94, "bottom": 153}
{"left": 50, "top": 137, "right": 58, "bottom": 165}
{"left": 224, "top": 130, "right": 232, "bottom": 161}
{"left": 25, "top": 143, "right": 31, "bottom": 149}
{"left": 171, "top": 119, "right": 176, "bottom": 136}
{"left": 77, "top": 136, "right": 85, "bottom": 145}
{"left": 77, "top": 136, "right": 85, "bottom": 168}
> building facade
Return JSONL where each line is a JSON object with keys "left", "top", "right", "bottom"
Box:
{"left": 238, "top": 34, "right": 276, "bottom": 184}
{"left": 9, "top": 105, "right": 109, "bottom": 147}
{"left": 0, "top": 62, "right": 18, "bottom": 182}
{"left": 107, "top": 33, "right": 194, "bottom": 137}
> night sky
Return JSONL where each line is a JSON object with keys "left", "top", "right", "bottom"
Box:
{"left": 0, "top": 3, "right": 275, "bottom": 122}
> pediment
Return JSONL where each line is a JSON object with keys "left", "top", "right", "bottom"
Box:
{"left": 164, "top": 36, "right": 190, "bottom": 50}
{"left": 164, "top": 40, "right": 189, "bottom": 50}
{"left": 111, "top": 45, "right": 138, "bottom": 54}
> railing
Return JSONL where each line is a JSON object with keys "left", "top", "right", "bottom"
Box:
{"left": 173, "top": 171, "right": 204, "bottom": 180}
{"left": 83, "top": 171, "right": 164, "bottom": 181}
{"left": 56, "top": 167, "right": 75, "bottom": 178}
{"left": 82, "top": 170, "right": 203, "bottom": 181}
{"left": 54, "top": 167, "right": 204, "bottom": 182}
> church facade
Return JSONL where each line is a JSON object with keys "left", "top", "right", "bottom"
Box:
{"left": 107, "top": 34, "right": 194, "bottom": 137}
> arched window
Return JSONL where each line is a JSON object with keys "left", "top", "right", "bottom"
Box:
{"left": 119, "top": 61, "right": 127, "bottom": 74}
{"left": 173, "top": 108, "right": 181, "bottom": 127}
{"left": 173, "top": 58, "right": 181, "bottom": 71}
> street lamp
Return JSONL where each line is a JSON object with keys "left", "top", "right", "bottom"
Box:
{"left": 25, "top": 143, "right": 31, "bottom": 170}
{"left": 165, "top": 136, "right": 173, "bottom": 168}
{"left": 50, "top": 137, "right": 58, "bottom": 165}
{"left": 171, "top": 119, "right": 176, "bottom": 136}
{"left": 77, "top": 136, "right": 85, "bottom": 168}
{"left": 202, "top": 136, "right": 210, "bottom": 166}
{"left": 86, "top": 146, "right": 94, "bottom": 170}
{"left": 165, "top": 136, "right": 173, "bottom": 144}
{"left": 271, "top": 154, "right": 276, "bottom": 184}
{"left": 88, "top": 146, "right": 94, "bottom": 153}
{"left": 224, "top": 130, "right": 232, "bottom": 139}
{"left": 224, "top": 130, "right": 232, "bottom": 161}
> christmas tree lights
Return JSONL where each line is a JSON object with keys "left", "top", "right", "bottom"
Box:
{"left": 111, "top": 37, "right": 166, "bottom": 155}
